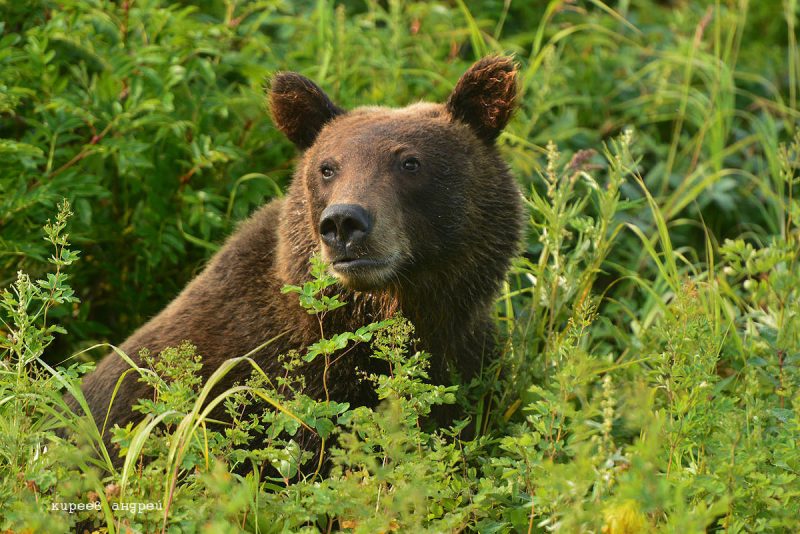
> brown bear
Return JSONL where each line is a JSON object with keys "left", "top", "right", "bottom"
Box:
{"left": 74, "top": 56, "right": 523, "bottom": 456}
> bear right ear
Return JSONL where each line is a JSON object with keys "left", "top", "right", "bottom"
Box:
{"left": 268, "top": 72, "right": 344, "bottom": 150}
{"left": 446, "top": 56, "right": 518, "bottom": 143}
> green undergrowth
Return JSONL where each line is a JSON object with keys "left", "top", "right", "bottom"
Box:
{"left": 2, "top": 0, "right": 800, "bottom": 532}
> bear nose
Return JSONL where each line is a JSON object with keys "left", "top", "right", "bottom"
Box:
{"left": 319, "top": 204, "right": 372, "bottom": 249}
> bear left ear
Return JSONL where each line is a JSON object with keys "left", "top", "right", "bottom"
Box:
{"left": 446, "top": 56, "right": 518, "bottom": 143}
{"left": 268, "top": 72, "right": 344, "bottom": 150}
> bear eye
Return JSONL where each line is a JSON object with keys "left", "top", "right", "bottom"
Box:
{"left": 320, "top": 163, "right": 336, "bottom": 180}
{"left": 400, "top": 157, "right": 420, "bottom": 172}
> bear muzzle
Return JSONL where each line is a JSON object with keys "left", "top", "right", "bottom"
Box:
{"left": 318, "top": 203, "right": 402, "bottom": 290}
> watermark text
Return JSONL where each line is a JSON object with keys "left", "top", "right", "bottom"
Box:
{"left": 51, "top": 501, "right": 163, "bottom": 515}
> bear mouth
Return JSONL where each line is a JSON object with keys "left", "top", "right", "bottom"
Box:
{"left": 332, "top": 257, "right": 388, "bottom": 270}
{"left": 329, "top": 255, "right": 399, "bottom": 290}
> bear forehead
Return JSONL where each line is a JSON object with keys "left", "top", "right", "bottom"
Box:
{"left": 311, "top": 103, "right": 464, "bottom": 153}
{"left": 351, "top": 102, "right": 445, "bottom": 119}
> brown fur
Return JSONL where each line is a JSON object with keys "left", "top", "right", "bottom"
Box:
{"left": 73, "top": 56, "right": 523, "bottom": 457}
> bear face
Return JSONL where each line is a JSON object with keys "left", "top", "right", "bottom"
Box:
{"left": 307, "top": 107, "right": 474, "bottom": 291}
{"left": 270, "top": 57, "right": 521, "bottom": 294}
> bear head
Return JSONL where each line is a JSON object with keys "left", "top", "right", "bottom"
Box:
{"left": 269, "top": 56, "right": 521, "bottom": 296}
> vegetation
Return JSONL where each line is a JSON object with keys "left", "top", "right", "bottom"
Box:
{"left": 1, "top": 0, "right": 799, "bottom": 531}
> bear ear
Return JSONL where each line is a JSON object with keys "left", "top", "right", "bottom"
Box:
{"left": 268, "top": 72, "right": 344, "bottom": 149}
{"left": 446, "top": 56, "right": 518, "bottom": 143}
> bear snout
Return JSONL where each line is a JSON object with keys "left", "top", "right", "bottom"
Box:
{"left": 319, "top": 203, "right": 372, "bottom": 253}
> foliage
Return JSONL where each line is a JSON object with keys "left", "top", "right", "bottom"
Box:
{"left": 1, "top": 0, "right": 799, "bottom": 532}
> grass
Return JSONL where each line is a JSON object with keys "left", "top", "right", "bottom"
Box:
{"left": 1, "top": 0, "right": 799, "bottom": 532}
